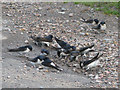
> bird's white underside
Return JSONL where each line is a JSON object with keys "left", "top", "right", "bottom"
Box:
{"left": 50, "top": 62, "right": 56, "bottom": 67}
{"left": 37, "top": 59, "right": 43, "bottom": 64}
{"left": 60, "top": 52, "right": 68, "bottom": 56}
{"left": 40, "top": 53, "right": 47, "bottom": 56}
{"left": 24, "top": 48, "right": 30, "bottom": 52}
{"left": 101, "top": 24, "right": 106, "bottom": 30}
{"left": 83, "top": 48, "right": 92, "bottom": 54}
{"left": 42, "top": 42, "right": 50, "bottom": 46}
{"left": 92, "top": 21, "right": 96, "bottom": 25}
{"left": 86, "top": 60, "right": 100, "bottom": 69}
{"left": 30, "top": 59, "right": 43, "bottom": 65}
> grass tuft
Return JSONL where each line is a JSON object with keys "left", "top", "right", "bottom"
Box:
{"left": 73, "top": 2, "right": 120, "bottom": 16}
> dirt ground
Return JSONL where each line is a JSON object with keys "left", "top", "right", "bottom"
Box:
{"left": 1, "top": 2, "right": 119, "bottom": 88}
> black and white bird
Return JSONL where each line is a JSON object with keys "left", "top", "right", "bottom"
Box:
{"left": 41, "top": 49, "right": 49, "bottom": 56}
{"left": 57, "top": 49, "right": 71, "bottom": 59}
{"left": 31, "top": 34, "right": 53, "bottom": 47}
{"left": 8, "top": 45, "right": 32, "bottom": 52}
{"left": 79, "top": 52, "right": 103, "bottom": 70}
{"left": 69, "top": 44, "right": 95, "bottom": 62}
{"left": 55, "top": 37, "right": 76, "bottom": 51}
{"left": 28, "top": 55, "right": 46, "bottom": 64}
{"left": 28, "top": 55, "right": 63, "bottom": 71}
{"left": 41, "top": 57, "right": 63, "bottom": 71}
{"left": 79, "top": 44, "right": 95, "bottom": 56}
{"left": 92, "top": 21, "right": 106, "bottom": 30}
{"left": 81, "top": 18, "right": 99, "bottom": 25}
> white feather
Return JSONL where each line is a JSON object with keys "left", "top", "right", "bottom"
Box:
{"left": 76, "top": 55, "right": 81, "bottom": 61}
{"left": 101, "top": 24, "right": 106, "bottom": 30}
{"left": 60, "top": 52, "right": 67, "bottom": 56}
{"left": 86, "top": 60, "right": 100, "bottom": 69}
{"left": 24, "top": 48, "right": 30, "bottom": 52}
{"left": 92, "top": 21, "right": 96, "bottom": 25}
{"left": 50, "top": 62, "right": 56, "bottom": 67}
{"left": 83, "top": 48, "right": 92, "bottom": 54}
{"left": 41, "top": 53, "right": 47, "bottom": 56}
{"left": 57, "top": 44, "right": 62, "bottom": 48}
{"left": 42, "top": 42, "right": 50, "bottom": 46}
{"left": 37, "top": 59, "right": 43, "bottom": 64}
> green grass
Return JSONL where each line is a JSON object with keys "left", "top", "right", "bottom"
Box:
{"left": 74, "top": 2, "right": 120, "bottom": 16}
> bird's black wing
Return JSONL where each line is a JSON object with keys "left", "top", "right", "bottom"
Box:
{"left": 79, "top": 44, "right": 94, "bottom": 52}
{"left": 44, "top": 35, "right": 53, "bottom": 42}
{"left": 42, "top": 58, "right": 61, "bottom": 71}
{"left": 8, "top": 46, "right": 26, "bottom": 52}
{"left": 92, "top": 24, "right": 101, "bottom": 29}
{"left": 55, "top": 37, "right": 71, "bottom": 49}
{"left": 70, "top": 51, "right": 80, "bottom": 56}
{"left": 81, "top": 17, "right": 93, "bottom": 23}
{"left": 57, "top": 50, "right": 61, "bottom": 57}
{"left": 85, "top": 19, "right": 93, "bottom": 23}
{"left": 28, "top": 57, "right": 38, "bottom": 62}
{"left": 31, "top": 35, "right": 42, "bottom": 42}
{"left": 83, "top": 53, "right": 99, "bottom": 66}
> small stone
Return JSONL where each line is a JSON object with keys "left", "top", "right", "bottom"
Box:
{"left": 44, "top": 70, "right": 49, "bottom": 72}
{"left": 12, "top": 31, "right": 16, "bottom": 34}
{"left": 89, "top": 74, "right": 94, "bottom": 77}
{"left": 105, "top": 71, "right": 110, "bottom": 74}
{"left": 25, "top": 40, "right": 29, "bottom": 44}
{"left": 66, "top": 20, "right": 69, "bottom": 22}
{"left": 20, "top": 32, "right": 23, "bottom": 35}
{"left": 73, "top": 64, "right": 79, "bottom": 67}
{"left": 36, "top": 25, "right": 39, "bottom": 28}
{"left": 52, "top": 27, "right": 56, "bottom": 30}
{"left": 85, "top": 33, "right": 89, "bottom": 36}
{"left": 61, "top": 8, "right": 66, "bottom": 11}
{"left": 6, "top": 14, "right": 12, "bottom": 17}
{"left": 58, "top": 12, "right": 65, "bottom": 14}
{"left": 38, "top": 7, "right": 42, "bottom": 10}
{"left": 36, "top": 68, "right": 39, "bottom": 71}
{"left": 23, "top": 21, "right": 25, "bottom": 23}
{"left": 24, "top": 65, "right": 27, "bottom": 68}
{"left": 95, "top": 74, "right": 99, "bottom": 79}
{"left": 55, "top": 78, "right": 57, "bottom": 80}
{"left": 7, "top": 76, "right": 10, "bottom": 79}
{"left": 20, "top": 28, "right": 25, "bottom": 31}
{"left": 69, "top": 13, "right": 73, "bottom": 17}
{"left": 38, "top": 66, "right": 44, "bottom": 69}
{"left": 73, "top": 68, "right": 76, "bottom": 72}
{"left": 96, "top": 80, "right": 101, "bottom": 83}
{"left": 47, "top": 19, "right": 51, "bottom": 23}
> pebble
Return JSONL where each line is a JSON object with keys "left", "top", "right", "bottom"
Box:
{"left": 24, "top": 65, "right": 27, "bottom": 68}
{"left": 38, "top": 7, "right": 42, "bottom": 10}
{"left": 96, "top": 80, "right": 102, "bottom": 83}
{"left": 69, "top": 13, "right": 73, "bottom": 17}
{"left": 21, "top": 32, "right": 23, "bottom": 34}
{"left": 73, "top": 68, "right": 76, "bottom": 72}
{"left": 88, "top": 74, "right": 94, "bottom": 77}
{"left": 25, "top": 40, "right": 29, "bottom": 44}
{"left": 73, "top": 64, "right": 79, "bottom": 67}
{"left": 6, "top": 14, "right": 12, "bottom": 17}
{"left": 7, "top": 76, "right": 10, "bottom": 79}
{"left": 58, "top": 12, "right": 65, "bottom": 14}
{"left": 61, "top": 8, "right": 66, "bottom": 11}
{"left": 95, "top": 74, "right": 99, "bottom": 79}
